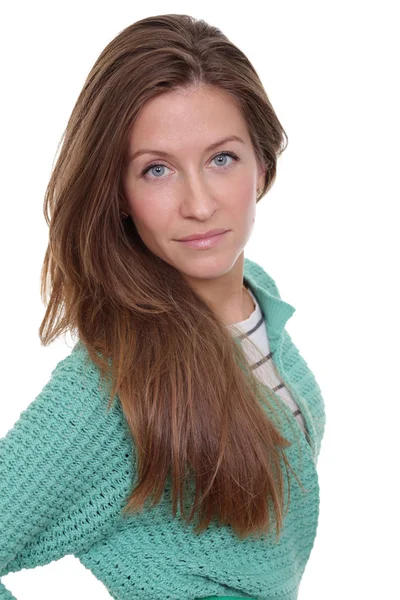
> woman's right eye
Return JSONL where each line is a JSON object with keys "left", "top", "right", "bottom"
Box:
{"left": 140, "top": 163, "right": 171, "bottom": 180}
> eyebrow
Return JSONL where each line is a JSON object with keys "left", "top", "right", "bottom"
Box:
{"left": 128, "top": 135, "right": 246, "bottom": 162}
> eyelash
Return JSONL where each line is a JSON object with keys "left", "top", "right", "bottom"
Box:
{"left": 139, "top": 151, "right": 239, "bottom": 180}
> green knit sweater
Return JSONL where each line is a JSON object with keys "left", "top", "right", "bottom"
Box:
{"left": 0, "top": 258, "right": 326, "bottom": 599}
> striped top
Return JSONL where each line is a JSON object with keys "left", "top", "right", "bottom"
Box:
{"left": 228, "top": 281, "right": 307, "bottom": 437}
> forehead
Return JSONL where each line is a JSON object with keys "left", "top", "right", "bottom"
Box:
{"left": 128, "top": 86, "right": 250, "bottom": 151}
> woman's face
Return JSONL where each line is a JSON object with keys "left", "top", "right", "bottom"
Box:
{"left": 122, "top": 85, "right": 265, "bottom": 283}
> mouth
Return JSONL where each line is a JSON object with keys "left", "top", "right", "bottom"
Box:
{"left": 177, "top": 228, "right": 228, "bottom": 242}
{"left": 175, "top": 230, "right": 229, "bottom": 250}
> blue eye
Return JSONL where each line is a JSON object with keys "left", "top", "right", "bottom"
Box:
{"left": 211, "top": 152, "right": 238, "bottom": 168}
{"left": 140, "top": 151, "right": 239, "bottom": 180}
{"left": 141, "top": 163, "right": 170, "bottom": 179}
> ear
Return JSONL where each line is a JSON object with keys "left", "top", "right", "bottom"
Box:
{"left": 257, "top": 161, "right": 267, "bottom": 191}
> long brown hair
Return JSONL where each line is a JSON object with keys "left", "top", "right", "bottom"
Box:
{"left": 39, "top": 14, "right": 301, "bottom": 542}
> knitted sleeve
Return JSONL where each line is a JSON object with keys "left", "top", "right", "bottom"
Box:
{"left": 0, "top": 347, "right": 116, "bottom": 599}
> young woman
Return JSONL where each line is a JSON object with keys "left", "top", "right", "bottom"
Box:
{"left": 0, "top": 14, "right": 326, "bottom": 600}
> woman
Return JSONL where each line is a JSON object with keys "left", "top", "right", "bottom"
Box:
{"left": 0, "top": 14, "right": 326, "bottom": 600}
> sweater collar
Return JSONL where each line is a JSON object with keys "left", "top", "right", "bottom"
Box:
{"left": 243, "top": 265, "right": 296, "bottom": 356}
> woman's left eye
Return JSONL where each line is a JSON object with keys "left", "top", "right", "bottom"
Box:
{"left": 140, "top": 151, "right": 239, "bottom": 180}
{"left": 211, "top": 151, "right": 239, "bottom": 168}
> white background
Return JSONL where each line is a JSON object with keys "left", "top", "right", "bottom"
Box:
{"left": 0, "top": 1, "right": 398, "bottom": 598}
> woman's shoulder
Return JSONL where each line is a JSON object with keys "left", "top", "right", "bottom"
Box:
{"left": 3, "top": 340, "right": 125, "bottom": 451}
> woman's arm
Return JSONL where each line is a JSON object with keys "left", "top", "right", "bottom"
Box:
{"left": 0, "top": 348, "right": 113, "bottom": 599}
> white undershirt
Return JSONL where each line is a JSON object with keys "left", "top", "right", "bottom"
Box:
{"left": 228, "top": 285, "right": 307, "bottom": 435}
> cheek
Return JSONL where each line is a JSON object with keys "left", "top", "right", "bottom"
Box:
{"left": 127, "top": 196, "right": 172, "bottom": 237}
{"left": 230, "top": 179, "right": 256, "bottom": 203}
{"left": 230, "top": 188, "right": 256, "bottom": 219}
{"left": 236, "top": 197, "right": 256, "bottom": 231}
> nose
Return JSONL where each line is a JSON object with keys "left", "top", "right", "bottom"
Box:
{"left": 181, "top": 179, "right": 218, "bottom": 220}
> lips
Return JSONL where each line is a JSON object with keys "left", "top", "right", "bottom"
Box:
{"left": 177, "top": 228, "right": 228, "bottom": 241}
{"left": 176, "top": 230, "right": 229, "bottom": 249}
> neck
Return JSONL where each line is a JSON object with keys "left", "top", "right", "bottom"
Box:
{"left": 242, "top": 284, "right": 255, "bottom": 321}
